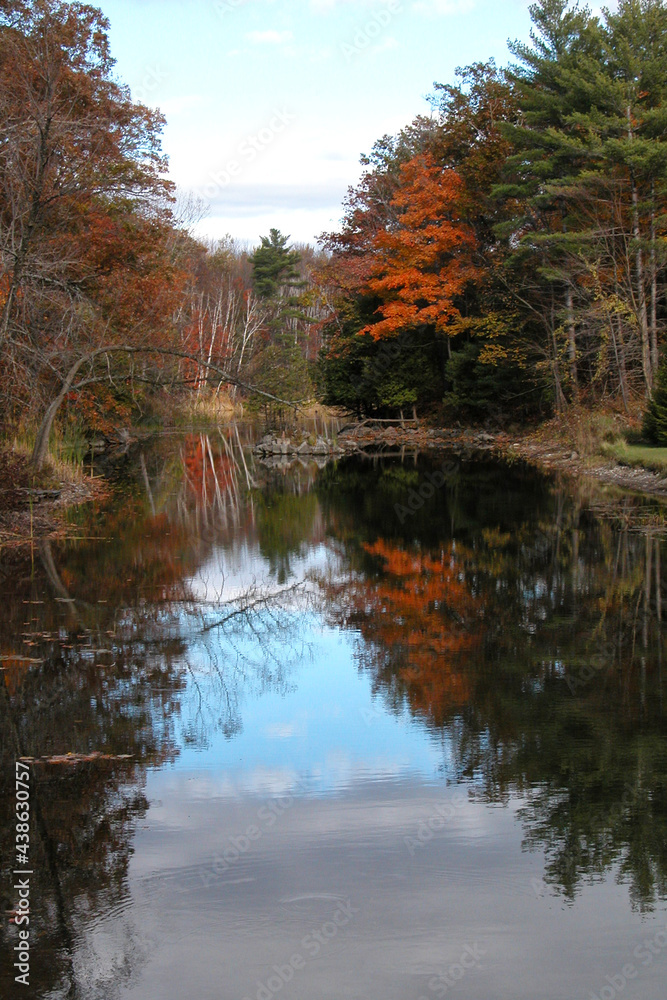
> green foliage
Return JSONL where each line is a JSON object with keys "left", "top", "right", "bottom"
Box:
{"left": 250, "top": 340, "right": 312, "bottom": 411}
{"left": 255, "top": 489, "right": 319, "bottom": 583}
{"left": 444, "top": 342, "right": 543, "bottom": 422}
{"left": 251, "top": 228, "right": 303, "bottom": 302}
{"left": 248, "top": 229, "right": 315, "bottom": 413}
{"left": 643, "top": 357, "right": 667, "bottom": 443}
{"left": 318, "top": 322, "right": 444, "bottom": 416}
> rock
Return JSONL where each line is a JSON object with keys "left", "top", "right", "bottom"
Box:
{"left": 570, "top": 451, "right": 579, "bottom": 460}
{"left": 89, "top": 438, "right": 107, "bottom": 455}
{"left": 19, "top": 488, "right": 61, "bottom": 502}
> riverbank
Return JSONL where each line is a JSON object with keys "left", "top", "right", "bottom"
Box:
{"left": 5, "top": 409, "right": 667, "bottom": 548}
{"left": 336, "top": 413, "right": 667, "bottom": 498}
{"left": 503, "top": 425, "right": 667, "bottom": 496}
{"left": 0, "top": 465, "right": 108, "bottom": 548}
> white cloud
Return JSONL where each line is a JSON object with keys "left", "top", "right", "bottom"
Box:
{"left": 411, "top": 0, "right": 476, "bottom": 13}
{"left": 311, "top": 0, "right": 397, "bottom": 8}
{"left": 246, "top": 29, "right": 294, "bottom": 45}
{"left": 371, "top": 36, "right": 399, "bottom": 55}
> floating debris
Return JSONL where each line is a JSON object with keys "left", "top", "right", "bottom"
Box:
{"left": 0, "top": 656, "right": 44, "bottom": 665}
{"left": 18, "top": 752, "right": 135, "bottom": 765}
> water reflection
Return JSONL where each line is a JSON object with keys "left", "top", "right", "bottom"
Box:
{"left": 318, "top": 457, "right": 667, "bottom": 910}
{"left": 0, "top": 435, "right": 666, "bottom": 999}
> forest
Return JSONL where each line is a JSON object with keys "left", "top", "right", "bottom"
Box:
{"left": 2, "top": 5, "right": 667, "bottom": 993}
{"left": 3, "top": 0, "right": 667, "bottom": 471}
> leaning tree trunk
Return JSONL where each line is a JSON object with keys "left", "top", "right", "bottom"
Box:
{"left": 30, "top": 352, "right": 94, "bottom": 470}
{"left": 31, "top": 388, "right": 73, "bottom": 471}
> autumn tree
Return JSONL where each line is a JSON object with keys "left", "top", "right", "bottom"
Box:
{"left": 359, "top": 155, "right": 477, "bottom": 341}
{"left": 319, "top": 146, "right": 480, "bottom": 416}
{"left": 0, "top": 1, "right": 180, "bottom": 436}
{"left": 0, "top": 1, "right": 270, "bottom": 467}
{"left": 318, "top": 71, "right": 544, "bottom": 421}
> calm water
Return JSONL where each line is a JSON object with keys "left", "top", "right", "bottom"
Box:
{"left": 1, "top": 431, "right": 666, "bottom": 999}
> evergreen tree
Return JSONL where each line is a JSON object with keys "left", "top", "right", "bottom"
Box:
{"left": 250, "top": 228, "right": 302, "bottom": 301}
{"left": 643, "top": 355, "right": 667, "bottom": 442}
{"left": 249, "top": 229, "right": 313, "bottom": 416}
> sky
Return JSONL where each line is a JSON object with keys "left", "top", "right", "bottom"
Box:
{"left": 94, "top": 1, "right": 579, "bottom": 247}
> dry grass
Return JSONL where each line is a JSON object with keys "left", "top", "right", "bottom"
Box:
{"left": 529, "top": 405, "right": 644, "bottom": 464}
{"left": 10, "top": 430, "right": 89, "bottom": 487}
{"left": 171, "top": 390, "right": 241, "bottom": 426}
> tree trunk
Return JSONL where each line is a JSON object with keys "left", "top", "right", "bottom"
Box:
{"left": 650, "top": 180, "right": 659, "bottom": 374}
{"left": 31, "top": 389, "right": 71, "bottom": 471}
{"left": 565, "top": 286, "right": 578, "bottom": 396}
{"left": 611, "top": 317, "right": 629, "bottom": 413}
{"left": 631, "top": 176, "right": 652, "bottom": 390}
{"left": 550, "top": 307, "right": 566, "bottom": 414}
{"left": 627, "top": 107, "right": 652, "bottom": 390}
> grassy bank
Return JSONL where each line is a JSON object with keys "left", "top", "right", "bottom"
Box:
{"left": 600, "top": 441, "right": 667, "bottom": 473}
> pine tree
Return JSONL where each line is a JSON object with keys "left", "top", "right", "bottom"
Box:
{"left": 249, "top": 229, "right": 313, "bottom": 414}
{"left": 250, "top": 228, "right": 302, "bottom": 301}
{"left": 643, "top": 356, "right": 667, "bottom": 442}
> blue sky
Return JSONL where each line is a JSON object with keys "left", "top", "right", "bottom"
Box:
{"left": 95, "top": 1, "right": 576, "bottom": 246}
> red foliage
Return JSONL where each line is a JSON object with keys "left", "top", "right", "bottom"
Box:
{"left": 361, "top": 156, "right": 479, "bottom": 339}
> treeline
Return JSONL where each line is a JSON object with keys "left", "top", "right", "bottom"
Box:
{"left": 317, "top": 0, "right": 667, "bottom": 423}
{"left": 0, "top": 0, "right": 325, "bottom": 468}
{"left": 4, "top": 0, "right": 667, "bottom": 466}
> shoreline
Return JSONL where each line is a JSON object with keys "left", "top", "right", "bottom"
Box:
{"left": 0, "top": 477, "right": 108, "bottom": 548}
{"left": 336, "top": 420, "right": 667, "bottom": 498}
{"left": 4, "top": 416, "right": 667, "bottom": 548}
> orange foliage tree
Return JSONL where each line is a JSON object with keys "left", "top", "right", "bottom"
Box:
{"left": 317, "top": 146, "right": 481, "bottom": 416}
{"left": 360, "top": 155, "right": 479, "bottom": 341}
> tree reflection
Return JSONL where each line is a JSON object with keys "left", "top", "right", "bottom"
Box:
{"left": 326, "top": 539, "right": 479, "bottom": 724}
{"left": 0, "top": 436, "right": 317, "bottom": 997}
{"left": 318, "top": 457, "right": 667, "bottom": 910}
{"left": 2, "top": 440, "right": 666, "bottom": 1000}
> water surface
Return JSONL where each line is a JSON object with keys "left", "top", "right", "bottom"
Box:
{"left": 1, "top": 431, "right": 666, "bottom": 999}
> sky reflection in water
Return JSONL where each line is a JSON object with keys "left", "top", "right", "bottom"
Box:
{"left": 1, "top": 432, "right": 666, "bottom": 1000}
